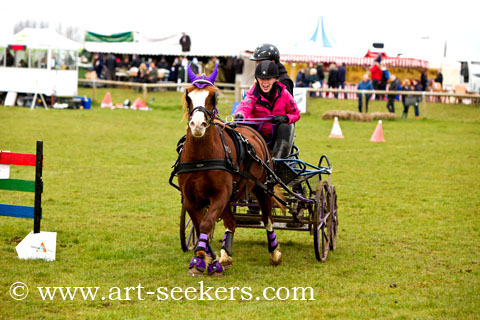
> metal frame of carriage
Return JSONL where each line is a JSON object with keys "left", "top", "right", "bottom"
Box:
{"left": 177, "top": 131, "right": 339, "bottom": 262}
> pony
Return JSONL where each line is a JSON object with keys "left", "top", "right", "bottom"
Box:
{"left": 175, "top": 64, "right": 282, "bottom": 277}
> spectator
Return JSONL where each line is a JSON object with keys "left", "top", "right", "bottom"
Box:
{"left": 157, "top": 56, "right": 169, "bottom": 70}
{"left": 307, "top": 68, "right": 321, "bottom": 97}
{"left": 435, "top": 70, "right": 443, "bottom": 87}
{"left": 204, "top": 57, "right": 218, "bottom": 77}
{"left": 412, "top": 79, "right": 422, "bottom": 119}
{"left": 249, "top": 43, "right": 294, "bottom": 95}
{"left": 316, "top": 63, "right": 325, "bottom": 87}
{"left": 6, "top": 49, "right": 14, "bottom": 67}
{"left": 131, "top": 54, "right": 142, "bottom": 68}
{"left": 369, "top": 61, "right": 382, "bottom": 100}
{"left": 179, "top": 32, "right": 191, "bottom": 52}
{"left": 420, "top": 70, "right": 428, "bottom": 91}
{"left": 93, "top": 53, "right": 104, "bottom": 79}
{"left": 168, "top": 57, "right": 180, "bottom": 82}
{"left": 295, "top": 68, "right": 308, "bottom": 87}
{"left": 401, "top": 79, "right": 419, "bottom": 119}
{"left": 337, "top": 63, "right": 346, "bottom": 97}
{"left": 138, "top": 62, "right": 148, "bottom": 82}
{"left": 105, "top": 53, "right": 117, "bottom": 82}
{"left": 156, "top": 56, "right": 170, "bottom": 82}
{"left": 357, "top": 74, "right": 373, "bottom": 113}
{"left": 146, "top": 61, "right": 158, "bottom": 83}
{"left": 379, "top": 65, "right": 390, "bottom": 100}
{"left": 327, "top": 63, "right": 338, "bottom": 98}
{"left": 386, "top": 74, "right": 400, "bottom": 113}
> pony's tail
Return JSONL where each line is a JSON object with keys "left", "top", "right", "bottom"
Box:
{"left": 273, "top": 185, "right": 286, "bottom": 214}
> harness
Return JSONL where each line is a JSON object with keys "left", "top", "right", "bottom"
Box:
{"left": 169, "top": 121, "right": 294, "bottom": 207}
{"left": 169, "top": 86, "right": 295, "bottom": 206}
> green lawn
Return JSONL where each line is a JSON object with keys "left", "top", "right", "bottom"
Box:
{"left": 0, "top": 88, "right": 479, "bottom": 319}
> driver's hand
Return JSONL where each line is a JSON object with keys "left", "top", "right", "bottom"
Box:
{"left": 273, "top": 115, "right": 288, "bottom": 125}
{"left": 234, "top": 114, "right": 244, "bottom": 121}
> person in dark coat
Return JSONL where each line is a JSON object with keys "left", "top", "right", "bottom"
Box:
{"left": 179, "top": 32, "right": 191, "bottom": 52}
{"left": 420, "top": 70, "right": 428, "bottom": 91}
{"left": 435, "top": 70, "right": 443, "bottom": 87}
{"left": 327, "top": 63, "right": 339, "bottom": 98}
{"left": 105, "top": 53, "right": 117, "bottom": 82}
{"left": 316, "top": 64, "right": 325, "bottom": 87}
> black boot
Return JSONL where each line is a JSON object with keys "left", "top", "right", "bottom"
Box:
{"left": 272, "top": 139, "right": 290, "bottom": 159}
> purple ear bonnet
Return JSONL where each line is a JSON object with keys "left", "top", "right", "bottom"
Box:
{"left": 188, "top": 63, "right": 218, "bottom": 88}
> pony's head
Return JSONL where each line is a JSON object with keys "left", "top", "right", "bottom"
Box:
{"left": 184, "top": 64, "right": 219, "bottom": 138}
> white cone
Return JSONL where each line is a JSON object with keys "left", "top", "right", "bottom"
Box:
{"left": 329, "top": 117, "right": 344, "bottom": 138}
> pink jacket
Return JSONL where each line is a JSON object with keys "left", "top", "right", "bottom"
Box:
{"left": 235, "top": 82, "right": 300, "bottom": 138}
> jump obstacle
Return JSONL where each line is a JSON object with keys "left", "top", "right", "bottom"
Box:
{"left": 0, "top": 141, "right": 43, "bottom": 233}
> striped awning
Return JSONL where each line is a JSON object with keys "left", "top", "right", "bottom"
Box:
{"left": 280, "top": 54, "right": 429, "bottom": 69}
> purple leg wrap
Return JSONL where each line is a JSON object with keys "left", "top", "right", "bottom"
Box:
{"left": 207, "top": 261, "right": 223, "bottom": 275}
{"left": 195, "top": 233, "right": 216, "bottom": 260}
{"left": 267, "top": 230, "right": 278, "bottom": 253}
{"left": 189, "top": 256, "right": 206, "bottom": 272}
{"left": 195, "top": 233, "right": 208, "bottom": 251}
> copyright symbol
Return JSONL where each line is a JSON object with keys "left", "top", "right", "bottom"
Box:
{"left": 10, "top": 282, "right": 28, "bottom": 300}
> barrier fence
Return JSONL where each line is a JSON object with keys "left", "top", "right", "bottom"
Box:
{"left": 0, "top": 141, "right": 43, "bottom": 233}
{"left": 78, "top": 79, "right": 480, "bottom": 110}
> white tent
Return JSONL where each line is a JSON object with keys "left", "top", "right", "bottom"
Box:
{"left": 83, "top": 31, "right": 243, "bottom": 57}
{"left": 0, "top": 28, "right": 81, "bottom": 97}
{"left": 4, "top": 28, "right": 81, "bottom": 51}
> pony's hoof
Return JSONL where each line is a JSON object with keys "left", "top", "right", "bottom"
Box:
{"left": 188, "top": 256, "right": 206, "bottom": 277}
{"left": 188, "top": 268, "right": 204, "bottom": 277}
{"left": 219, "top": 249, "right": 233, "bottom": 270}
{"left": 269, "top": 248, "right": 282, "bottom": 266}
{"left": 207, "top": 261, "right": 224, "bottom": 277}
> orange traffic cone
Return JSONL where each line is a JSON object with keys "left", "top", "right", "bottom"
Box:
{"left": 370, "top": 120, "right": 386, "bottom": 142}
{"left": 328, "top": 116, "right": 344, "bottom": 138}
{"left": 131, "top": 98, "right": 149, "bottom": 111}
{"left": 101, "top": 92, "right": 113, "bottom": 108}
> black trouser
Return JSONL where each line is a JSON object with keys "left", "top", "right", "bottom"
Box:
{"left": 270, "top": 123, "right": 294, "bottom": 159}
{"left": 386, "top": 96, "right": 395, "bottom": 113}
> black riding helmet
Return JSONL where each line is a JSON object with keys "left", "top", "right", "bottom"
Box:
{"left": 250, "top": 43, "right": 280, "bottom": 62}
{"left": 255, "top": 61, "right": 279, "bottom": 79}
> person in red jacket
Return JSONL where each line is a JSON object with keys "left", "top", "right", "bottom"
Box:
{"left": 369, "top": 62, "right": 383, "bottom": 100}
{"left": 234, "top": 61, "right": 300, "bottom": 159}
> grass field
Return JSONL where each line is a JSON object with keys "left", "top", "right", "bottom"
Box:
{"left": 1, "top": 88, "right": 479, "bottom": 319}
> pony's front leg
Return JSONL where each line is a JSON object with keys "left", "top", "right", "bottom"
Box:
{"left": 188, "top": 233, "right": 223, "bottom": 277}
{"left": 219, "top": 205, "right": 235, "bottom": 270}
{"left": 188, "top": 199, "right": 227, "bottom": 277}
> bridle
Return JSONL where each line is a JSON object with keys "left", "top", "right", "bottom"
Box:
{"left": 186, "top": 87, "right": 219, "bottom": 128}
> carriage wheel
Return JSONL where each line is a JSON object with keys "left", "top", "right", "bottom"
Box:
{"left": 329, "top": 185, "right": 338, "bottom": 250}
{"left": 180, "top": 204, "right": 196, "bottom": 252}
{"left": 313, "top": 181, "right": 331, "bottom": 262}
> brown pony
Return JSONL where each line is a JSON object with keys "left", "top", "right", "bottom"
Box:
{"left": 177, "top": 64, "right": 282, "bottom": 277}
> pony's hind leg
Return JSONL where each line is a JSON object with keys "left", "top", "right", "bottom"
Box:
{"left": 254, "top": 187, "right": 282, "bottom": 266}
{"left": 219, "top": 204, "right": 235, "bottom": 270}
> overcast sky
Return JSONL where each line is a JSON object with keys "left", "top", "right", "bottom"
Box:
{"left": 1, "top": 0, "right": 479, "bottom": 63}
